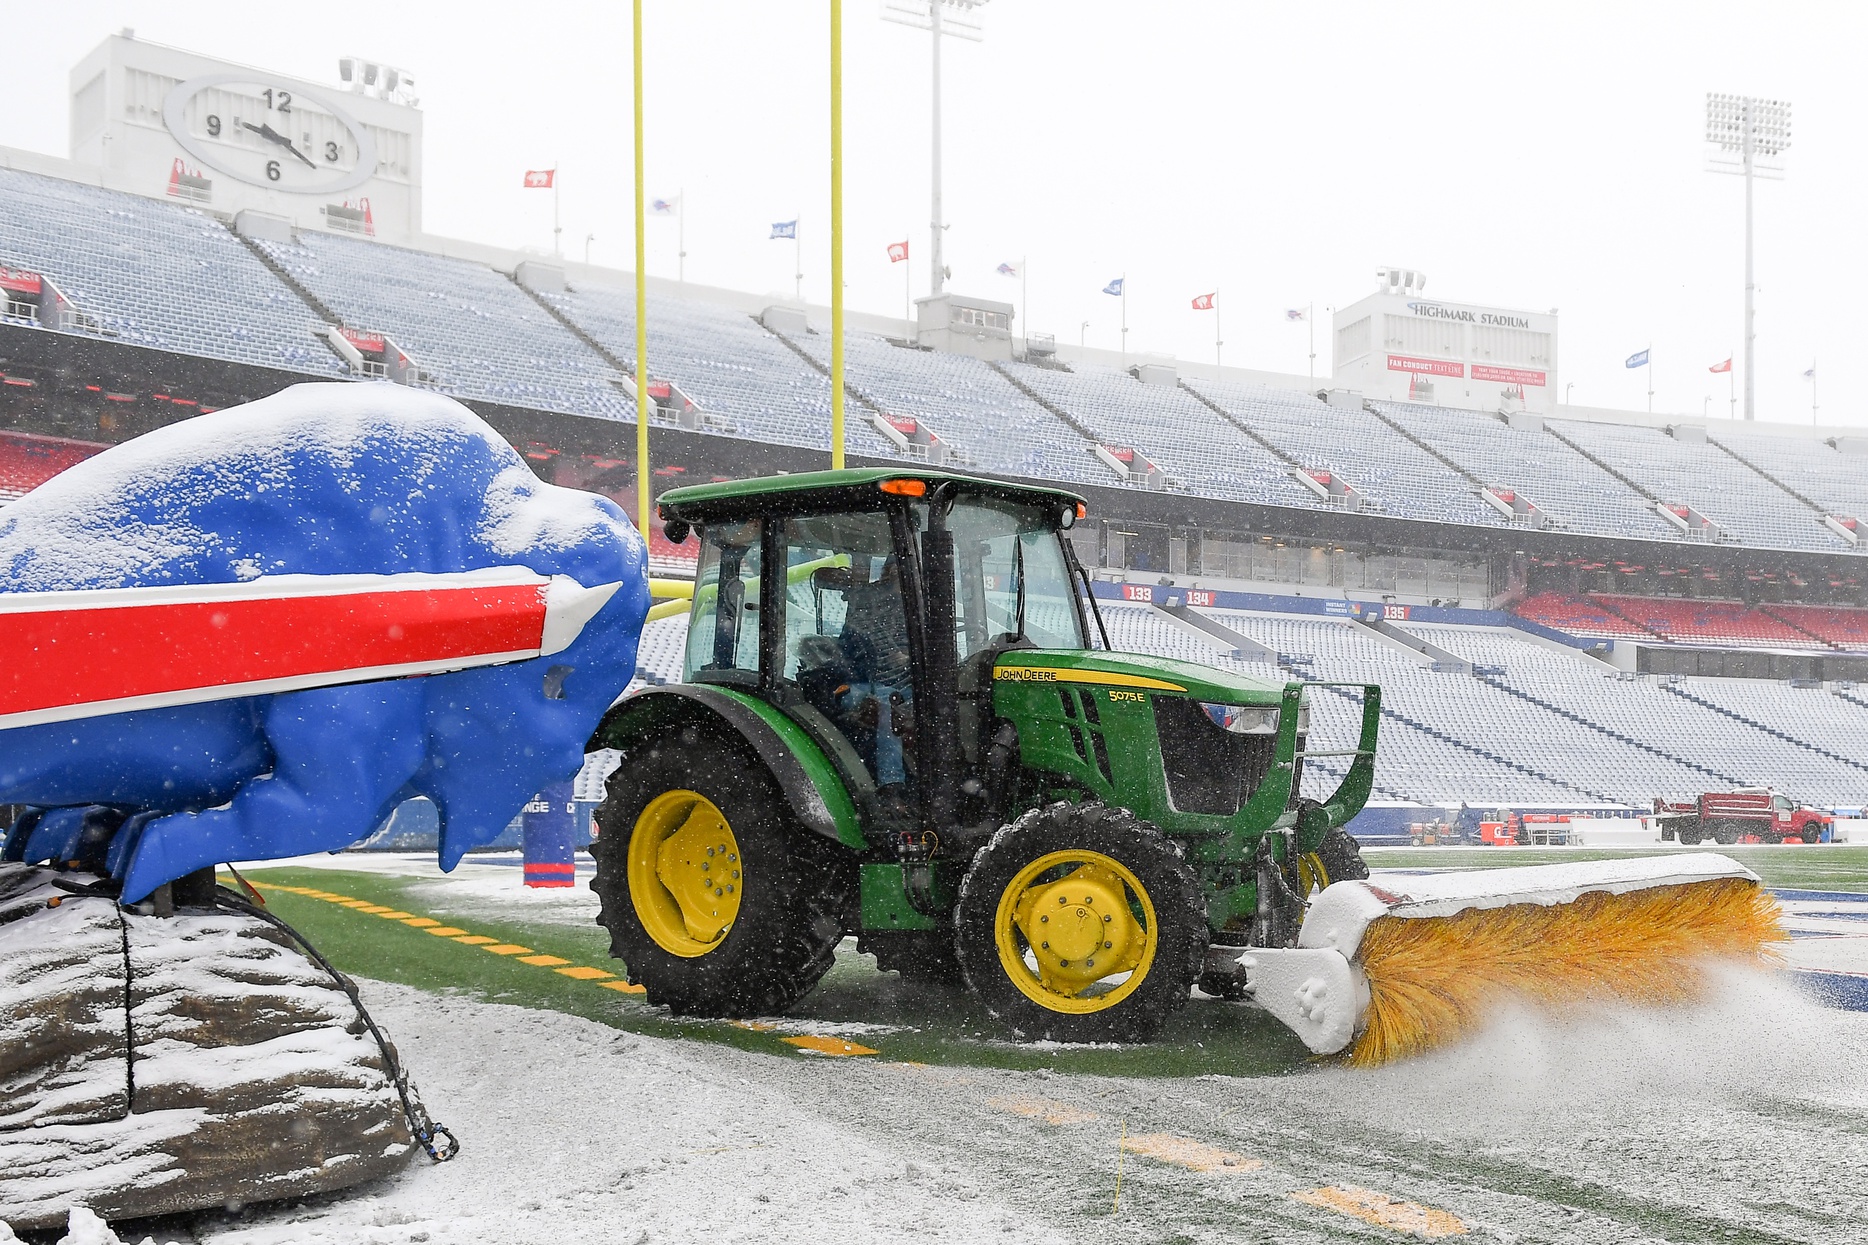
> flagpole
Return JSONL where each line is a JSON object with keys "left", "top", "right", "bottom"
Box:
{"left": 678, "top": 185, "right": 686, "bottom": 286}
{"left": 631, "top": 3, "right": 650, "bottom": 538}
{"left": 1214, "top": 298, "right": 1221, "bottom": 370}
{"left": 903, "top": 237, "right": 911, "bottom": 335}
{"left": 794, "top": 215, "right": 803, "bottom": 302}
{"left": 553, "top": 167, "right": 562, "bottom": 258}
{"left": 1120, "top": 274, "right": 1127, "bottom": 366}
{"left": 1647, "top": 342, "right": 1653, "bottom": 415}
{"left": 829, "top": 0, "right": 845, "bottom": 470}
{"left": 1307, "top": 302, "right": 1315, "bottom": 382}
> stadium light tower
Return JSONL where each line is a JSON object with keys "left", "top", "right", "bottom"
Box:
{"left": 882, "top": 0, "right": 986, "bottom": 299}
{"left": 1705, "top": 93, "right": 1791, "bottom": 422}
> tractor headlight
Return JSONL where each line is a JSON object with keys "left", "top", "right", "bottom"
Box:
{"left": 1199, "top": 702, "right": 1279, "bottom": 735}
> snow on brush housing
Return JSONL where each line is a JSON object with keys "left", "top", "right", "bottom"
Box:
{"left": 3, "top": 160, "right": 1868, "bottom": 835}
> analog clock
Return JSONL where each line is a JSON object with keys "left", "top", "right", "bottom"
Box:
{"left": 161, "top": 73, "right": 378, "bottom": 195}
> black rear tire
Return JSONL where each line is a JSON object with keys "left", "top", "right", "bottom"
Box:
{"left": 1802, "top": 824, "right": 1823, "bottom": 844}
{"left": 590, "top": 725, "right": 854, "bottom": 1016}
{"left": 955, "top": 801, "right": 1205, "bottom": 1043}
{"left": 1712, "top": 821, "right": 1741, "bottom": 846}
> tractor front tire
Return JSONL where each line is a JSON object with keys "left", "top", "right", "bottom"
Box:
{"left": 591, "top": 727, "right": 853, "bottom": 1017}
{"left": 955, "top": 802, "right": 1205, "bottom": 1044}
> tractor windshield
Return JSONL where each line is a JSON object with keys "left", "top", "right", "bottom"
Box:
{"left": 945, "top": 497, "right": 1084, "bottom": 657}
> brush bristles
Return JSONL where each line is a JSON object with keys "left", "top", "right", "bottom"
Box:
{"left": 1349, "top": 878, "right": 1786, "bottom": 1068}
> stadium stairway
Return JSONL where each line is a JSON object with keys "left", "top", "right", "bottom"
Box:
{"left": 1660, "top": 682, "right": 1868, "bottom": 779}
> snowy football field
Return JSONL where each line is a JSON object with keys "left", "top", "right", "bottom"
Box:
{"left": 79, "top": 848, "right": 1868, "bottom": 1245}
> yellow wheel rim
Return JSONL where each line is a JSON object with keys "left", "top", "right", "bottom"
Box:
{"left": 993, "top": 849, "right": 1157, "bottom": 1015}
{"left": 628, "top": 789, "right": 744, "bottom": 958}
{"left": 1296, "top": 851, "right": 1330, "bottom": 898}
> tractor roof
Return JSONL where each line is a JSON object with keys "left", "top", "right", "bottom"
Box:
{"left": 656, "top": 467, "right": 1087, "bottom": 524}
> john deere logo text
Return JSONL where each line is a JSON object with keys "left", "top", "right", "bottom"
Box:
{"left": 994, "top": 666, "right": 1058, "bottom": 683}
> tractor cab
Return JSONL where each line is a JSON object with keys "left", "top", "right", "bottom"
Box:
{"left": 664, "top": 469, "right": 1094, "bottom": 839}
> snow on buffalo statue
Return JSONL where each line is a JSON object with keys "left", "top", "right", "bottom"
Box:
{"left": 0, "top": 382, "right": 649, "bottom": 901}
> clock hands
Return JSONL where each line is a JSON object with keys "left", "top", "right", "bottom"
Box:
{"left": 241, "top": 120, "right": 317, "bottom": 169}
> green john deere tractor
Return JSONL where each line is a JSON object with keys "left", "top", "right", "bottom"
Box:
{"left": 586, "top": 468, "right": 1380, "bottom": 1044}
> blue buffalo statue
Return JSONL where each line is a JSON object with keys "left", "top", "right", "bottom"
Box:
{"left": 0, "top": 383, "right": 649, "bottom": 901}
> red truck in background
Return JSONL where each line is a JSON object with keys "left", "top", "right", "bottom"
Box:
{"left": 1655, "top": 789, "right": 1831, "bottom": 845}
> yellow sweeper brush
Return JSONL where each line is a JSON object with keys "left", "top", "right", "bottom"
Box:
{"left": 1223, "top": 855, "right": 1786, "bottom": 1066}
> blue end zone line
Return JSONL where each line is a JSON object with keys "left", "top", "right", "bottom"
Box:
{"left": 1772, "top": 888, "right": 1868, "bottom": 903}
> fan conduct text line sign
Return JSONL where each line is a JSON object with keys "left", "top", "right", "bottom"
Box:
{"left": 1387, "top": 354, "right": 1465, "bottom": 378}
{"left": 0, "top": 570, "right": 620, "bottom": 729}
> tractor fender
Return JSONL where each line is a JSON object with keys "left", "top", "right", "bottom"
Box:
{"left": 586, "top": 684, "right": 866, "bottom": 851}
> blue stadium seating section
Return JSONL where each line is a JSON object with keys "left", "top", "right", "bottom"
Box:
{"left": 1549, "top": 417, "right": 1821, "bottom": 549}
{"left": 786, "top": 330, "right": 1107, "bottom": 484}
{"left": 0, "top": 168, "right": 343, "bottom": 377}
{"left": 3, "top": 165, "right": 1865, "bottom": 560}
{"left": 538, "top": 283, "right": 886, "bottom": 454}
{"left": 1191, "top": 381, "right": 1501, "bottom": 526}
{"left": 1712, "top": 429, "right": 1868, "bottom": 525}
{"left": 252, "top": 232, "right": 634, "bottom": 420}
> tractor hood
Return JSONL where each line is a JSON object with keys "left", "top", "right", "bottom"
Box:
{"left": 991, "top": 649, "right": 1289, "bottom": 706}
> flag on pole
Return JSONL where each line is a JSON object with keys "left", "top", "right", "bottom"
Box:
{"left": 996, "top": 261, "right": 1021, "bottom": 278}
{"left": 650, "top": 195, "right": 680, "bottom": 215}
{"left": 1803, "top": 363, "right": 1817, "bottom": 380}
{"left": 1102, "top": 278, "right": 1124, "bottom": 296}
{"left": 1191, "top": 293, "right": 1216, "bottom": 311}
{"left": 887, "top": 240, "right": 909, "bottom": 263}
{"left": 1709, "top": 357, "right": 1732, "bottom": 373}
{"left": 523, "top": 169, "right": 555, "bottom": 189}
{"left": 770, "top": 220, "right": 798, "bottom": 240}
{"left": 1625, "top": 349, "right": 1650, "bottom": 368}
{"left": 1285, "top": 308, "right": 1307, "bottom": 321}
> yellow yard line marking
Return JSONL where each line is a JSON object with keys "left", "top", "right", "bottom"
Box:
{"left": 730, "top": 1020, "right": 782, "bottom": 1032}
{"left": 783, "top": 1035, "right": 878, "bottom": 1057}
{"left": 556, "top": 965, "right": 616, "bottom": 980}
{"left": 1122, "top": 1134, "right": 1262, "bottom": 1173}
{"left": 1290, "top": 1187, "right": 1468, "bottom": 1239}
{"left": 232, "top": 876, "right": 650, "bottom": 1009}
{"left": 987, "top": 1095, "right": 1100, "bottom": 1126}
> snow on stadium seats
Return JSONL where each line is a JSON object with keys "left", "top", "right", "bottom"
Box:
{"left": 250, "top": 231, "right": 632, "bottom": 420}
{"left": 1186, "top": 381, "right": 1501, "bottom": 526}
{"left": 996, "top": 361, "right": 1309, "bottom": 502}
{"left": 1374, "top": 400, "right": 1673, "bottom": 540}
{"left": 1711, "top": 429, "right": 1868, "bottom": 541}
{"left": 541, "top": 284, "right": 899, "bottom": 458}
{"left": 0, "top": 167, "right": 345, "bottom": 377}
{"left": 783, "top": 330, "right": 1106, "bottom": 484}
{"left": 1549, "top": 418, "right": 1819, "bottom": 549}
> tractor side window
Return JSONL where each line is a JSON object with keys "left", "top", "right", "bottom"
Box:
{"left": 684, "top": 520, "right": 762, "bottom": 683}
{"left": 780, "top": 510, "right": 914, "bottom": 797}
{"left": 946, "top": 499, "right": 1083, "bottom": 657}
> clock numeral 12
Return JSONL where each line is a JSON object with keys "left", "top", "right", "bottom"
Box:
{"left": 262, "top": 88, "right": 292, "bottom": 113}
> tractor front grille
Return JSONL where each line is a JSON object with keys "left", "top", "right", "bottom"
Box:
{"left": 1152, "top": 697, "right": 1277, "bottom": 816}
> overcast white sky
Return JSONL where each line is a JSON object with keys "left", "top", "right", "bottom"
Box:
{"left": 6, "top": 2, "right": 1862, "bottom": 428}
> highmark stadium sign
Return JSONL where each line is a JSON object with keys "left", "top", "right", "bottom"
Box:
{"left": 1406, "top": 302, "right": 1533, "bottom": 329}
